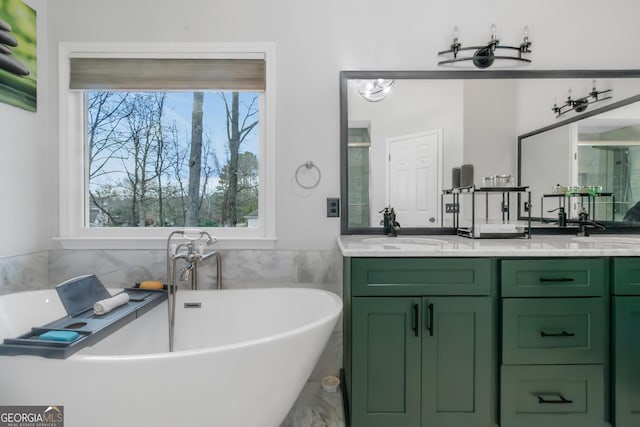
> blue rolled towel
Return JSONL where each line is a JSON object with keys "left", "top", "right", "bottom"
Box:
{"left": 38, "top": 331, "right": 80, "bottom": 343}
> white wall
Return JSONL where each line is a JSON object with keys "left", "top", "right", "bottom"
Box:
{"left": 38, "top": 0, "right": 640, "bottom": 251}
{"left": 463, "top": 79, "right": 518, "bottom": 183}
{"left": 0, "top": 0, "right": 47, "bottom": 258}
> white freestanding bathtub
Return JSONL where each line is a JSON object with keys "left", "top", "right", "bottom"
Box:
{"left": 0, "top": 288, "right": 342, "bottom": 427}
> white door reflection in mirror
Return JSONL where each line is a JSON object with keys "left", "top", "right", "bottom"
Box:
{"left": 386, "top": 130, "right": 442, "bottom": 227}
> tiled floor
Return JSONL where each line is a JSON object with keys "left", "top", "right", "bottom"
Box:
{"left": 281, "top": 381, "right": 345, "bottom": 427}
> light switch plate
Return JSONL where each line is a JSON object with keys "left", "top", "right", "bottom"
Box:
{"left": 327, "top": 198, "right": 340, "bottom": 217}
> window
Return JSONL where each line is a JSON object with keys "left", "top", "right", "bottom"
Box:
{"left": 58, "top": 43, "right": 276, "bottom": 249}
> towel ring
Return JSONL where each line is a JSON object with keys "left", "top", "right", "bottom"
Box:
{"left": 295, "top": 161, "right": 322, "bottom": 189}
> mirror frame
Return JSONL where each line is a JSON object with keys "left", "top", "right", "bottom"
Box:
{"left": 340, "top": 69, "right": 640, "bottom": 235}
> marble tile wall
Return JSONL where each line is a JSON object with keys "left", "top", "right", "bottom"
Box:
{"left": 47, "top": 248, "right": 344, "bottom": 381}
{"left": 0, "top": 251, "right": 49, "bottom": 295}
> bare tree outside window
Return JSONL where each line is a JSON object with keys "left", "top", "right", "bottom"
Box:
{"left": 86, "top": 90, "right": 260, "bottom": 228}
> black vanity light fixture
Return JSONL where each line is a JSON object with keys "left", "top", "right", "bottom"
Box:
{"left": 552, "top": 80, "right": 613, "bottom": 118}
{"left": 438, "top": 24, "right": 532, "bottom": 69}
{"left": 355, "top": 79, "right": 395, "bottom": 102}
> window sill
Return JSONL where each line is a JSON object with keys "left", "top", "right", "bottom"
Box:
{"left": 52, "top": 236, "right": 278, "bottom": 250}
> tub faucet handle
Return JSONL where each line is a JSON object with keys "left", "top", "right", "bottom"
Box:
{"left": 179, "top": 264, "right": 194, "bottom": 281}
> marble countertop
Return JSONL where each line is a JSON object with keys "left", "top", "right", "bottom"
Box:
{"left": 337, "top": 234, "right": 640, "bottom": 257}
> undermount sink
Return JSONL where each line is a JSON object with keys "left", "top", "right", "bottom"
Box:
{"left": 361, "top": 237, "right": 448, "bottom": 247}
{"left": 572, "top": 236, "right": 640, "bottom": 245}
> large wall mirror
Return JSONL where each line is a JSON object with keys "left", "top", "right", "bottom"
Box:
{"left": 340, "top": 70, "right": 640, "bottom": 235}
{"left": 519, "top": 93, "right": 640, "bottom": 231}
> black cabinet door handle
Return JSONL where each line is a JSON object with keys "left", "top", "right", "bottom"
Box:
{"left": 412, "top": 303, "right": 419, "bottom": 337}
{"left": 539, "top": 277, "right": 575, "bottom": 282}
{"left": 535, "top": 392, "right": 573, "bottom": 404}
{"left": 540, "top": 330, "right": 576, "bottom": 337}
{"left": 428, "top": 303, "right": 434, "bottom": 336}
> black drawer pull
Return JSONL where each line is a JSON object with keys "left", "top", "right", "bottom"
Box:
{"left": 540, "top": 330, "right": 576, "bottom": 338}
{"left": 428, "top": 303, "right": 434, "bottom": 337}
{"left": 535, "top": 392, "right": 573, "bottom": 404}
{"left": 412, "top": 304, "right": 419, "bottom": 337}
{"left": 539, "top": 277, "right": 575, "bottom": 282}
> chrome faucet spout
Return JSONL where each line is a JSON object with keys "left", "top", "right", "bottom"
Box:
{"left": 199, "top": 250, "right": 219, "bottom": 261}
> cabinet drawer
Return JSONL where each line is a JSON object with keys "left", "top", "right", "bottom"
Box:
{"left": 502, "top": 298, "right": 607, "bottom": 365}
{"left": 501, "top": 364, "right": 605, "bottom": 427}
{"left": 501, "top": 258, "right": 607, "bottom": 297}
{"left": 613, "top": 257, "right": 640, "bottom": 295}
{"left": 350, "top": 258, "right": 494, "bottom": 296}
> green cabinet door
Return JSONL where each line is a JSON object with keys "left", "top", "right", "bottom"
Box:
{"left": 421, "top": 297, "right": 494, "bottom": 427}
{"left": 614, "top": 296, "right": 640, "bottom": 427}
{"left": 351, "top": 297, "right": 422, "bottom": 427}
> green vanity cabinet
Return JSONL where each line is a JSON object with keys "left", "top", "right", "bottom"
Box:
{"left": 612, "top": 258, "right": 640, "bottom": 427}
{"left": 500, "top": 258, "right": 609, "bottom": 427}
{"left": 345, "top": 258, "right": 496, "bottom": 427}
{"left": 343, "top": 253, "right": 640, "bottom": 427}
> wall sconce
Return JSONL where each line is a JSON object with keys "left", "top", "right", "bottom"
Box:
{"left": 355, "top": 79, "right": 395, "bottom": 102}
{"left": 552, "top": 80, "right": 612, "bottom": 117}
{"left": 438, "top": 25, "right": 532, "bottom": 68}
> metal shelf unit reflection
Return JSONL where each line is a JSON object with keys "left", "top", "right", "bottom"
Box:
{"left": 442, "top": 186, "right": 531, "bottom": 239}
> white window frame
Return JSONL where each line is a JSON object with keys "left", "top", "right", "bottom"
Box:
{"left": 57, "top": 42, "right": 277, "bottom": 249}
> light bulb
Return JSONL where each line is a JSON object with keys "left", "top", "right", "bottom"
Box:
{"left": 453, "top": 26, "right": 459, "bottom": 41}
{"left": 490, "top": 24, "right": 497, "bottom": 40}
{"left": 523, "top": 26, "right": 529, "bottom": 41}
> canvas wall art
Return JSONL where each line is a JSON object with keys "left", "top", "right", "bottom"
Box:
{"left": 0, "top": 0, "right": 36, "bottom": 112}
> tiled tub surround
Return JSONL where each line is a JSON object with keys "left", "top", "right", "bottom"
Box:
{"left": 48, "top": 249, "right": 342, "bottom": 291}
{"left": 47, "top": 248, "right": 343, "bottom": 383}
{"left": 0, "top": 251, "right": 48, "bottom": 295}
